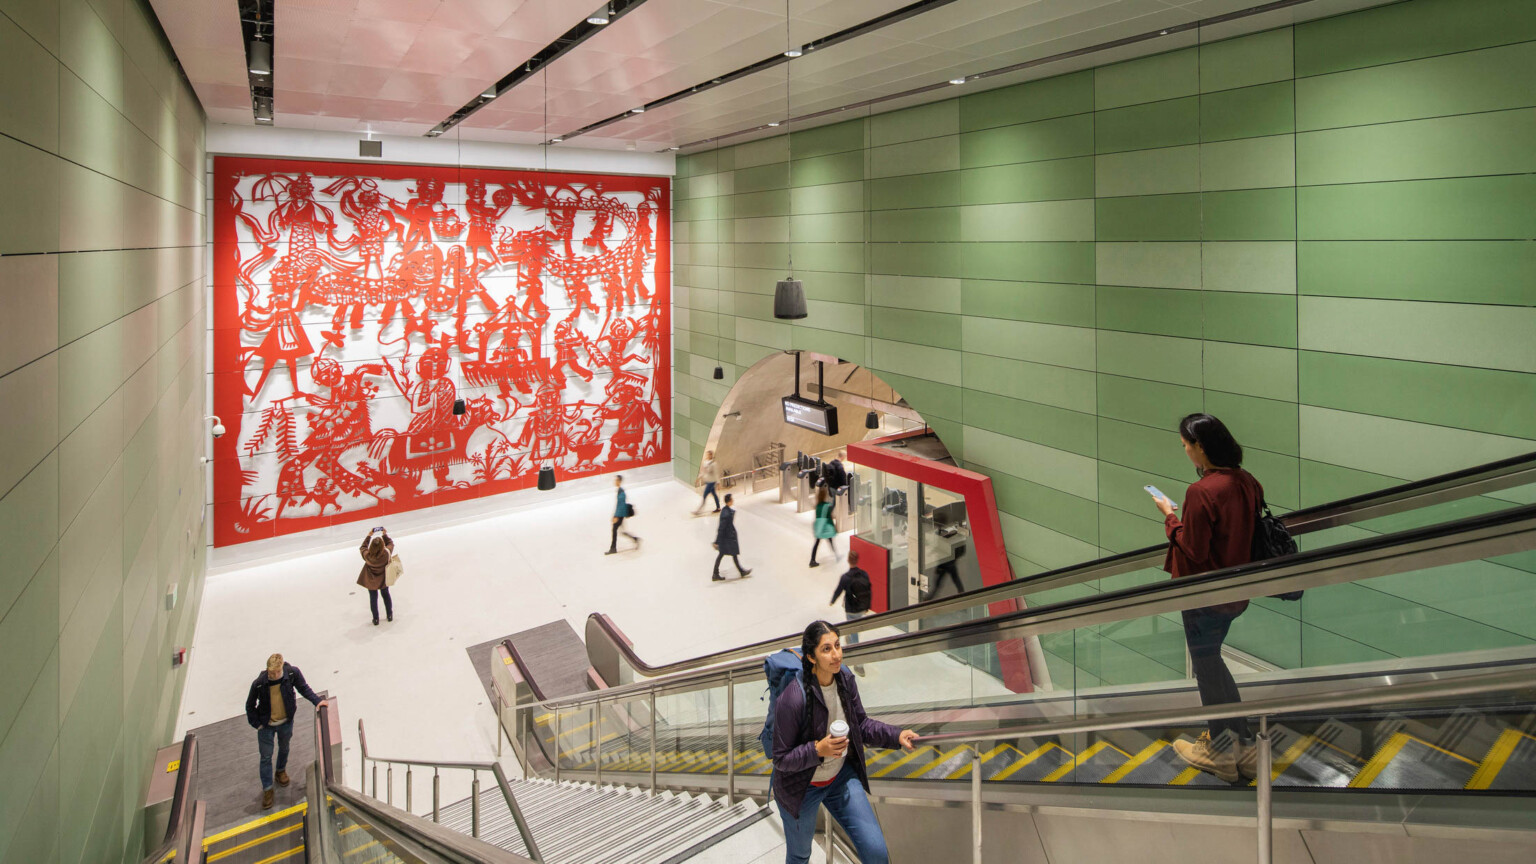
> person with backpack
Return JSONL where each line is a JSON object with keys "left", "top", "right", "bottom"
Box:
{"left": 768, "top": 620, "right": 918, "bottom": 864}
{"left": 606, "top": 474, "right": 639, "bottom": 555}
{"left": 1153, "top": 413, "right": 1263, "bottom": 783}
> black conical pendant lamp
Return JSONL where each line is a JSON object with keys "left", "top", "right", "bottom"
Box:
{"left": 774, "top": 278, "right": 806, "bottom": 319}
{"left": 537, "top": 465, "right": 556, "bottom": 490}
{"left": 866, "top": 410, "right": 879, "bottom": 430}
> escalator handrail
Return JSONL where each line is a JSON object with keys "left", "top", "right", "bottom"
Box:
{"left": 576, "top": 450, "right": 1536, "bottom": 681}
{"left": 140, "top": 734, "right": 198, "bottom": 864}
{"left": 522, "top": 499, "right": 1536, "bottom": 710}
{"left": 911, "top": 666, "right": 1534, "bottom": 749}
{"left": 324, "top": 781, "right": 536, "bottom": 864}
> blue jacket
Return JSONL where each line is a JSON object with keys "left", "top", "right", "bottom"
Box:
{"left": 614, "top": 487, "right": 628, "bottom": 519}
{"left": 246, "top": 664, "right": 321, "bottom": 728}
{"left": 771, "top": 666, "right": 901, "bottom": 818}
{"left": 714, "top": 505, "right": 740, "bottom": 555}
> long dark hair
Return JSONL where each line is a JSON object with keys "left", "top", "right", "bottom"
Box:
{"left": 1178, "top": 413, "right": 1243, "bottom": 469}
{"left": 800, "top": 619, "right": 842, "bottom": 685}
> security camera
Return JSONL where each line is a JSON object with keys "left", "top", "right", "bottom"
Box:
{"left": 206, "top": 415, "right": 226, "bottom": 438}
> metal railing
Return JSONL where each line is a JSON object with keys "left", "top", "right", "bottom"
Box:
{"left": 572, "top": 450, "right": 1536, "bottom": 685}
{"left": 140, "top": 734, "right": 206, "bottom": 864}
{"left": 910, "top": 666, "right": 1536, "bottom": 864}
{"left": 357, "top": 718, "right": 544, "bottom": 863}
{"left": 517, "top": 496, "right": 1536, "bottom": 713}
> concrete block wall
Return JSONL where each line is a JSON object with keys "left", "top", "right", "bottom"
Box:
{"left": 0, "top": 1, "right": 208, "bottom": 862}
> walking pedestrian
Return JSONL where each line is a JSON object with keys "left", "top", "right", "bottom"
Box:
{"left": 357, "top": 527, "right": 394, "bottom": 625}
{"left": 809, "top": 484, "right": 839, "bottom": 567}
{"left": 712, "top": 493, "right": 752, "bottom": 581}
{"left": 1154, "top": 412, "right": 1263, "bottom": 782}
{"left": 695, "top": 450, "right": 722, "bottom": 514}
{"left": 772, "top": 620, "right": 918, "bottom": 864}
{"left": 606, "top": 474, "right": 639, "bottom": 554}
{"left": 245, "top": 654, "right": 322, "bottom": 809}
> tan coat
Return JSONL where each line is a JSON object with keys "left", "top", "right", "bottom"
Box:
{"left": 358, "top": 532, "right": 394, "bottom": 590}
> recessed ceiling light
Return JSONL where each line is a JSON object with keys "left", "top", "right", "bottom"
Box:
{"left": 631, "top": 106, "right": 645, "bottom": 113}
{"left": 1160, "top": 29, "right": 1169, "bottom": 35}
{"left": 768, "top": 121, "right": 780, "bottom": 127}
{"left": 551, "top": 137, "right": 563, "bottom": 143}
{"left": 668, "top": 146, "right": 679, "bottom": 151}
{"left": 784, "top": 48, "right": 802, "bottom": 57}
{"left": 949, "top": 77, "right": 966, "bottom": 85}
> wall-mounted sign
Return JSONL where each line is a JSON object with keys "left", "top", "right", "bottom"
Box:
{"left": 782, "top": 395, "right": 839, "bottom": 435}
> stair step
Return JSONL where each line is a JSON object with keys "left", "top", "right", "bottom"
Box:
{"left": 990, "top": 742, "right": 1074, "bottom": 782}
{"left": 1350, "top": 732, "right": 1480, "bottom": 790}
{"left": 1468, "top": 729, "right": 1536, "bottom": 791}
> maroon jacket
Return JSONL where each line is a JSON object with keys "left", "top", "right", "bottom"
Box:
{"left": 1163, "top": 468, "right": 1263, "bottom": 616}
{"left": 771, "top": 666, "right": 903, "bottom": 818}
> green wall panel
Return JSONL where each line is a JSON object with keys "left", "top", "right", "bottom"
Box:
{"left": 675, "top": 0, "right": 1536, "bottom": 681}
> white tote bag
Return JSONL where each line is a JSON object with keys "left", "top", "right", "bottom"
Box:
{"left": 384, "top": 554, "right": 404, "bottom": 587}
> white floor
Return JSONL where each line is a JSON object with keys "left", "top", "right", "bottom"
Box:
{"left": 177, "top": 474, "right": 864, "bottom": 814}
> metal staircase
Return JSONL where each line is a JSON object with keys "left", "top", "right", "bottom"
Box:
{"left": 434, "top": 778, "right": 800, "bottom": 864}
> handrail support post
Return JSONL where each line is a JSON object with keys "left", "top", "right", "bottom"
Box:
{"left": 649, "top": 690, "right": 658, "bottom": 795}
{"left": 972, "top": 745, "right": 983, "bottom": 864}
{"left": 595, "top": 700, "right": 604, "bottom": 785}
{"left": 726, "top": 670, "right": 736, "bottom": 805}
{"left": 433, "top": 769, "right": 440, "bottom": 823}
{"left": 554, "top": 709, "right": 562, "bottom": 784}
{"left": 405, "top": 766, "right": 412, "bottom": 813}
{"left": 1257, "top": 714, "right": 1273, "bottom": 864}
{"left": 471, "top": 772, "right": 481, "bottom": 838}
{"left": 387, "top": 763, "right": 393, "bottom": 805}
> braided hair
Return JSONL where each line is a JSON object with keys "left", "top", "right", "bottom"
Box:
{"left": 799, "top": 620, "right": 845, "bottom": 738}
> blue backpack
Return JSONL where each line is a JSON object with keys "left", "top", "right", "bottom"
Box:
{"left": 758, "top": 649, "right": 808, "bottom": 758}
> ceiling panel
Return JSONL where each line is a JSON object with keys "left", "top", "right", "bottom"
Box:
{"left": 158, "top": 0, "right": 1400, "bottom": 145}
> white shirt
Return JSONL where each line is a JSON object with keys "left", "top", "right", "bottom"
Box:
{"left": 810, "top": 681, "right": 845, "bottom": 785}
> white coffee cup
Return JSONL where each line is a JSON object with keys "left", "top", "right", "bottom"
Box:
{"left": 830, "top": 720, "right": 849, "bottom": 738}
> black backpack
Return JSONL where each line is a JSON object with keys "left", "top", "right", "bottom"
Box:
{"left": 1251, "top": 495, "right": 1301, "bottom": 601}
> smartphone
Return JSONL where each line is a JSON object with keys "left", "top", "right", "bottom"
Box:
{"left": 1144, "top": 485, "right": 1169, "bottom": 503}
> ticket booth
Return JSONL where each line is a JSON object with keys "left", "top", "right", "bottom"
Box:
{"left": 846, "top": 430, "right": 1034, "bottom": 693}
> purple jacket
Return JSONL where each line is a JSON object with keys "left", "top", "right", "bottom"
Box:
{"left": 771, "top": 666, "right": 902, "bottom": 818}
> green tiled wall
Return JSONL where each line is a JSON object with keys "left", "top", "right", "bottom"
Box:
{"left": 673, "top": 0, "right": 1536, "bottom": 684}
{"left": 0, "top": 2, "right": 208, "bottom": 863}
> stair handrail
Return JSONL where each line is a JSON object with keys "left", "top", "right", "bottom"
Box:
{"left": 578, "top": 450, "right": 1536, "bottom": 681}
{"left": 357, "top": 718, "right": 544, "bottom": 863}
{"left": 140, "top": 734, "right": 202, "bottom": 864}
{"left": 520, "top": 498, "right": 1536, "bottom": 711}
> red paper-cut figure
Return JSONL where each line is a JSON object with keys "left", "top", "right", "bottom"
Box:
{"left": 273, "top": 357, "right": 384, "bottom": 516}
{"left": 600, "top": 376, "right": 663, "bottom": 464}
{"left": 514, "top": 386, "right": 585, "bottom": 465}
{"left": 548, "top": 316, "right": 596, "bottom": 385}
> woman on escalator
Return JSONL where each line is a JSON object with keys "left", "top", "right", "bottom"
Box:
{"left": 1154, "top": 413, "right": 1262, "bottom": 783}
{"left": 773, "top": 620, "right": 918, "bottom": 864}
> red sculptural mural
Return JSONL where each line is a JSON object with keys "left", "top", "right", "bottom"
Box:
{"left": 212, "top": 157, "right": 671, "bottom": 547}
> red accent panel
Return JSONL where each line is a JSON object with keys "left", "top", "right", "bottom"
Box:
{"left": 850, "top": 535, "right": 890, "bottom": 615}
{"left": 847, "top": 431, "right": 1033, "bottom": 692}
{"left": 211, "top": 157, "right": 670, "bottom": 546}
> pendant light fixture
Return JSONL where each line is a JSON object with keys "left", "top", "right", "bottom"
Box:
{"left": 538, "top": 465, "right": 556, "bottom": 490}
{"left": 773, "top": 0, "right": 807, "bottom": 320}
{"left": 866, "top": 410, "right": 879, "bottom": 430}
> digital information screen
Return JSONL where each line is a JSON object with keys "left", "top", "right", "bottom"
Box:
{"left": 782, "top": 395, "right": 839, "bottom": 436}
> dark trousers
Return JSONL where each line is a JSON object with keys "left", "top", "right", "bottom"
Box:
{"left": 368, "top": 587, "right": 392, "bottom": 622}
{"left": 930, "top": 559, "right": 963, "bottom": 597}
{"left": 700, "top": 482, "right": 719, "bottom": 510}
{"left": 257, "top": 720, "right": 294, "bottom": 789}
{"left": 713, "top": 550, "right": 746, "bottom": 576}
{"left": 610, "top": 518, "right": 636, "bottom": 551}
{"left": 1183, "top": 608, "right": 1250, "bottom": 740}
{"left": 811, "top": 536, "right": 838, "bottom": 562}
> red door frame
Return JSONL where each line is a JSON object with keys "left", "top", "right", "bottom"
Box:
{"left": 846, "top": 429, "right": 1033, "bottom": 692}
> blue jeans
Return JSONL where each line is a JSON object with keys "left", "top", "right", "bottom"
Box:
{"left": 700, "top": 482, "right": 719, "bottom": 510}
{"left": 257, "top": 720, "right": 294, "bottom": 790}
{"left": 781, "top": 762, "right": 889, "bottom": 864}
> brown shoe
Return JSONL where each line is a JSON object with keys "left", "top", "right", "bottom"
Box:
{"left": 262, "top": 788, "right": 275, "bottom": 809}
{"left": 1173, "top": 732, "right": 1239, "bottom": 783}
{"left": 276, "top": 769, "right": 290, "bottom": 787}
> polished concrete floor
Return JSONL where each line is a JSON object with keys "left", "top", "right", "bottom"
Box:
{"left": 177, "top": 472, "right": 868, "bottom": 816}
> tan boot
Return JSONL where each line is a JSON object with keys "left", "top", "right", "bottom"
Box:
{"left": 276, "top": 769, "right": 290, "bottom": 787}
{"left": 262, "top": 788, "right": 275, "bottom": 809}
{"left": 1173, "top": 732, "right": 1239, "bottom": 783}
{"left": 1236, "top": 740, "right": 1261, "bottom": 781}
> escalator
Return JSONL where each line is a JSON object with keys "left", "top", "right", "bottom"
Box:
{"left": 495, "top": 452, "right": 1536, "bottom": 860}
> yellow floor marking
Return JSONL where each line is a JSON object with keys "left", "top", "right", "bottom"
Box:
{"left": 1348, "top": 733, "right": 1413, "bottom": 788}
{"left": 915, "top": 747, "right": 976, "bottom": 780}
{"left": 990, "top": 742, "right": 1069, "bottom": 782}
{"left": 249, "top": 845, "right": 305, "bottom": 864}
{"left": 952, "top": 744, "right": 1017, "bottom": 780}
{"left": 1467, "top": 730, "right": 1531, "bottom": 790}
{"left": 1042, "top": 740, "right": 1130, "bottom": 783}
{"left": 1102, "top": 741, "right": 1168, "bottom": 784}
{"left": 202, "top": 803, "right": 308, "bottom": 845}
{"left": 1169, "top": 766, "right": 1203, "bottom": 786}
{"left": 871, "top": 745, "right": 941, "bottom": 778}
{"left": 206, "top": 823, "right": 302, "bottom": 862}
{"left": 343, "top": 839, "right": 380, "bottom": 858}
{"left": 556, "top": 719, "right": 597, "bottom": 740}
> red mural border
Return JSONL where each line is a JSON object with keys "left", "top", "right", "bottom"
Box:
{"left": 211, "top": 156, "right": 671, "bottom": 547}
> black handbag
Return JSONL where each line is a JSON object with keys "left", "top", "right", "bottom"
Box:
{"left": 625, "top": 502, "right": 635, "bottom": 518}
{"left": 1251, "top": 496, "right": 1301, "bottom": 600}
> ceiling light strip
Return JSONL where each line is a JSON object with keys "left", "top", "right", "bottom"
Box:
{"left": 545, "top": 0, "right": 963, "bottom": 144}
{"left": 668, "top": 0, "right": 1325, "bottom": 153}
{"left": 427, "top": 0, "right": 651, "bottom": 137}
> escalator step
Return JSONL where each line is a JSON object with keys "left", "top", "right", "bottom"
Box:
{"left": 202, "top": 803, "right": 306, "bottom": 864}
{"left": 1102, "top": 741, "right": 1194, "bottom": 785}
{"left": 990, "top": 743, "right": 1073, "bottom": 783}
{"left": 912, "top": 747, "right": 976, "bottom": 780}
{"left": 1272, "top": 730, "right": 1365, "bottom": 788}
{"left": 1467, "top": 729, "right": 1536, "bottom": 791}
{"left": 870, "top": 745, "right": 947, "bottom": 778}
{"left": 1349, "top": 732, "right": 1479, "bottom": 790}
{"left": 1041, "top": 740, "right": 1131, "bottom": 783}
